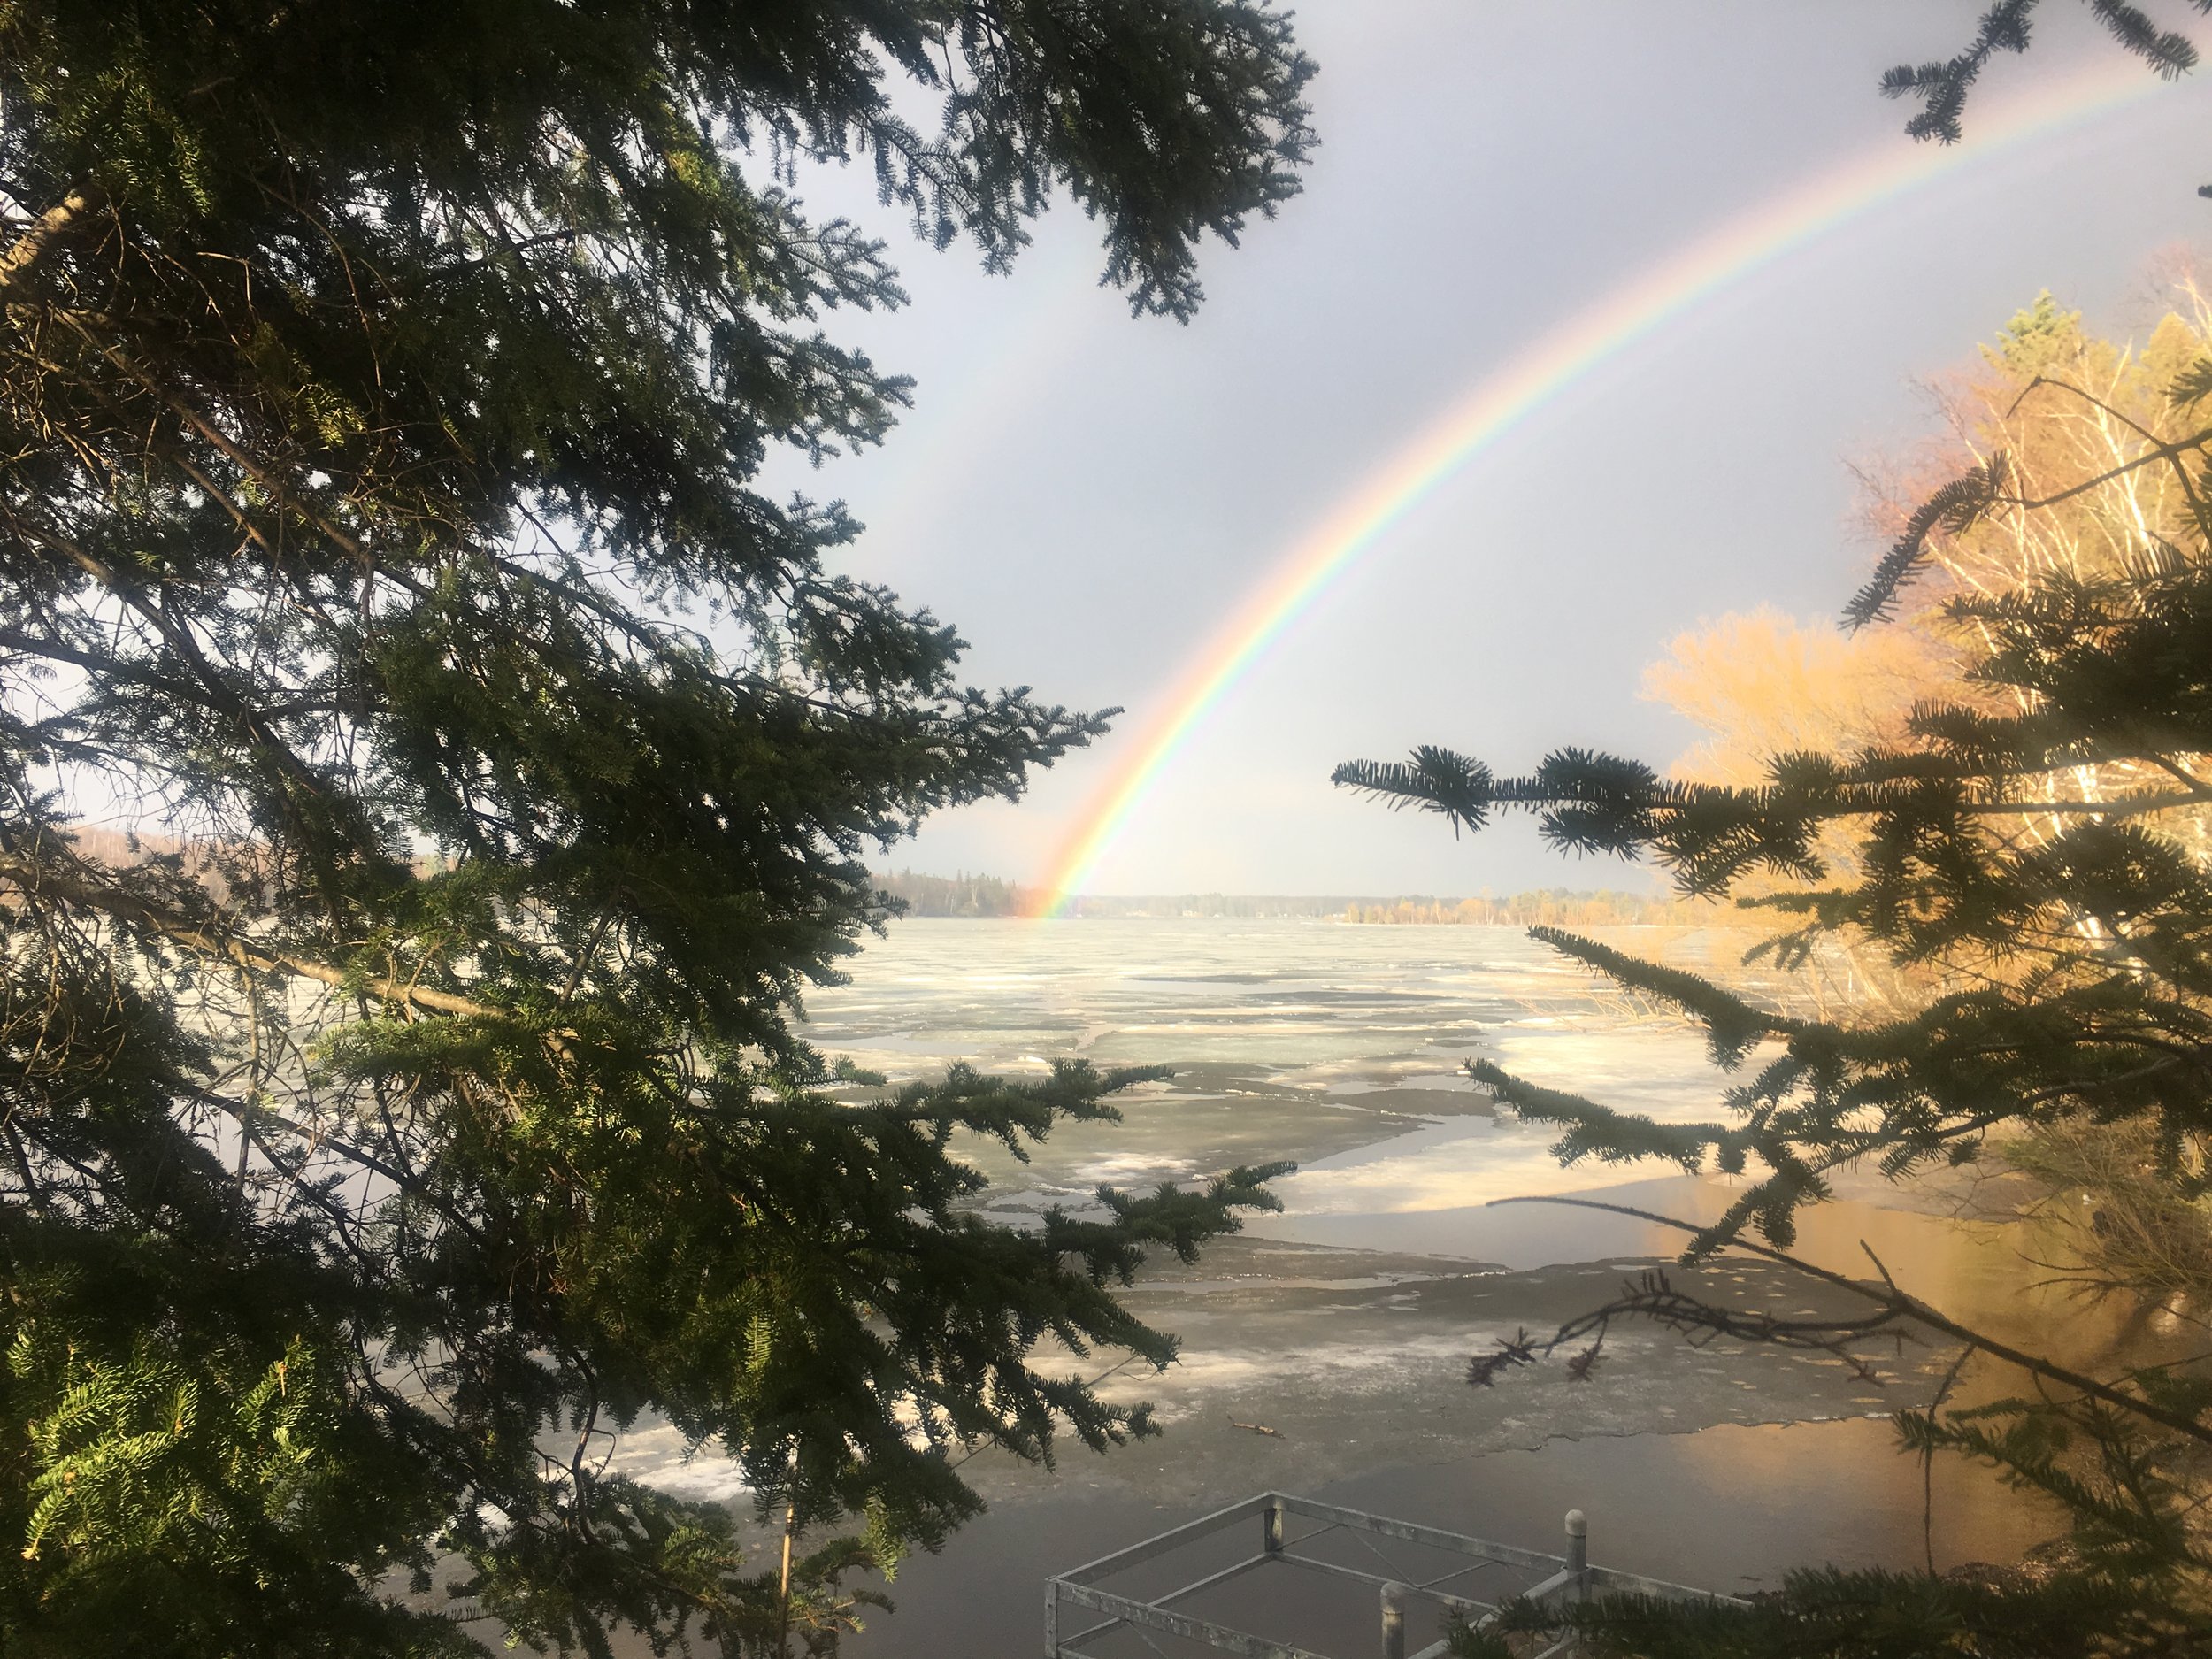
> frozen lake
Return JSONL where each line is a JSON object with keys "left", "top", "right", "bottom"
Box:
{"left": 801, "top": 918, "right": 1743, "bottom": 1233}
{"left": 608, "top": 918, "right": 2119, "bottom": 1654}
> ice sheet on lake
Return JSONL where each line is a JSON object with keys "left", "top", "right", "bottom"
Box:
{"left": 804, "top": 919, "right": 1741, "bottom": 1220}
{"left": 617, "top": 921, "right": 2115, "bottom": 1520}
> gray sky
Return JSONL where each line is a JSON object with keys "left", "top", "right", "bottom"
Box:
{"left": 767, "top": 3, "right": 2212, "bottom": 897}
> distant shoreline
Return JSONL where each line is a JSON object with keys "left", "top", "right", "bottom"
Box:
{"left": 872, "top": 869, "right": 1715, "bottom": 926}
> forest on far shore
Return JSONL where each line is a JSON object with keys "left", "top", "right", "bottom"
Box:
{"left": 871, "top": 869, "right": 1709, "bottom": 925}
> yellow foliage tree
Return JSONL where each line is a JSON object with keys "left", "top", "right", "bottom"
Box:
{"left": 1643, "top": 287, "right": 2212, "bottom": 1006}
{"left": 1642, "top": 605, "right": 1953, "bottom": 787}
{"left": 1639, "top": 284, "right": 2212, "bottom": 1330}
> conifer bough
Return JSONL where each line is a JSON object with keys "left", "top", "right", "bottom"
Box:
{"left": 1346, "top": 358, "right": 2212, "bottom": 1655}
{"left": 0, "top": 4, "right": 1314, "bottom": 1653}
{"left": 1334, "top": 481, "right": 2212, "bottom": 1252}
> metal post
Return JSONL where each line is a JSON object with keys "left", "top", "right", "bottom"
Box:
{"left": 1380, "top": 1580, "right": 1408, "bottom": 1659}
{"left": 1564, "top": 1509, "right": 1589, "bottom": 1603}
{"left": 1263, "top": 1496, "right": 1285, "bottom": 1556}
{"left": 776, "top": 1502, "right": 795, "bottom": 1656}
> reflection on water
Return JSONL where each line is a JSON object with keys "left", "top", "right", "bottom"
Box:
{"left": 842, "top": 1418, "right": 2063, "bottom": 1658}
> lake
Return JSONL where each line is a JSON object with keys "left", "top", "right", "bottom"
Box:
{"left": 614, "top": 918, "right": 2136, "bottom": 1655}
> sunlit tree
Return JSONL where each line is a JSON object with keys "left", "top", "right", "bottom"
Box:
{"left": 1343, "top": 297, "right": 2212, "bottom": 1651}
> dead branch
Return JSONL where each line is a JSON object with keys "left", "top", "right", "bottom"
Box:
{"left": 1491, "top": 1194, "right": 2212, "bottom": 1448}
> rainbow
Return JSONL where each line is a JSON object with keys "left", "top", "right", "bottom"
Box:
{"left": 1031, "top": 58, "right": 2170, "bottom": 916}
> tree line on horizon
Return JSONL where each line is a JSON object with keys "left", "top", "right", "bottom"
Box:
{"left": 1337, "top": 890, "right": 1719, "bottom": 927}
{"left": 871, "top": 868, "right": 1714, "bottom": 926}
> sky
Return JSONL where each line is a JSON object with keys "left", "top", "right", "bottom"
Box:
{"left": 762, "top": 2, "right": 2212, "bottom": 898}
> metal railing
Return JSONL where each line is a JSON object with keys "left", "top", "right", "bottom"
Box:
{"left": 1045, "top": 1491, "right": 1743, "bottom": 1659}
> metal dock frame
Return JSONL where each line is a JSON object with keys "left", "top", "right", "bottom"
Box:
{"left": 1044, "top": 1490, "right": 1745, "bottom": 1658}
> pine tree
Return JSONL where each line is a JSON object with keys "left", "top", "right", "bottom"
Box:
{"left": 1340, "top": 341, "right": 2212, "bottom": 1648}
{"left": 0, "top": 4, "right": 1312, "bottom": 1653}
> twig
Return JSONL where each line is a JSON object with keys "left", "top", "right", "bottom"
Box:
{"left": 1490, "top": 1195, "right": 2212, "bottom": 1448}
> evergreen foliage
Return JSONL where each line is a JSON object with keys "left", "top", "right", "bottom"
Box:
{"left": 1880, "top": 0, "right": 2208, "bottom": 147}
{"left": 1454, "top": 1563, "right": 2198, "bottom": 1659}
{"left": 1337, "top": 536, "right": 2212, "bottom": 1254}
{"left": 1341, "top": 336, "right": 2212, "bottom": 1647}
{"left": 0, "top": 3, "right": 1313, "bottom": 1652}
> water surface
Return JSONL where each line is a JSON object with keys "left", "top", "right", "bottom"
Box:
{"left": 623, "top": 919, "right": 2125, "bottom": 1651}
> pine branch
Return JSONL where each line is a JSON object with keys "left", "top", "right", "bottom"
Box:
{"left": 1880, "top": 0, "right": 2202, "bottom": 148}
{"left": 1526, "top": 926, "right": 1798, "bottom": 1062}
{"left": 0, "top": 848, "right": 503, "bottom": 1022}
{"left": 1846, "top": 454, "right": 2009, "bottom": 628}
{"left": 1329, "top": 745, "right": 1494, "bottom": 833}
